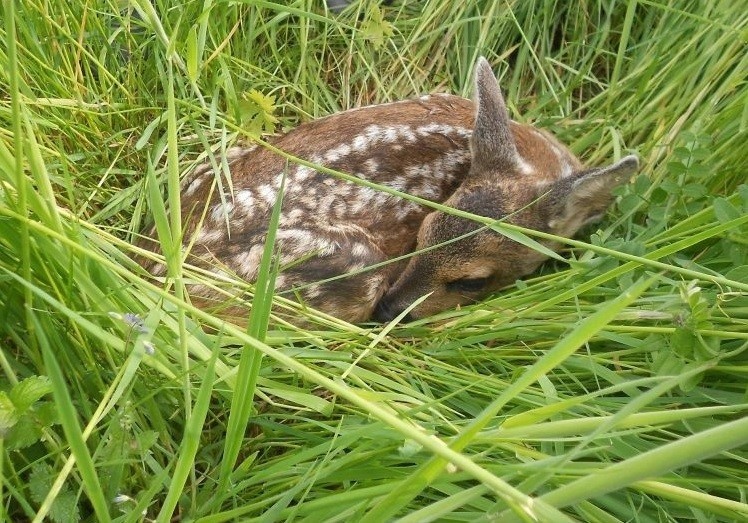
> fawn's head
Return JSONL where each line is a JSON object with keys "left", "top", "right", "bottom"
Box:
{"left": 373, "top": 57, "right": 639, "bottom": 322}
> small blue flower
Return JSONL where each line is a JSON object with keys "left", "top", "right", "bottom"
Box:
{"left": 120, "top": 312, "right": 149, "bottom": 334}
{"left": 143, "top": 341, "right": 156, "bottom": 356}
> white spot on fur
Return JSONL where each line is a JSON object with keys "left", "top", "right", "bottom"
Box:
{"left": 273, "top": 274, "right": 287, "bottom": 290}
{"left": 276, "top": 229, "right": 339, "bottom": 257}
{"left": 304, "top": 283, "right": 322, "bottom": 300}
{"left": 184, "top": 174, "right": 208, "bottom": 196}
{"left": 395, "top": 201, "right": 420, "bottom": 220}
{"left": 257, "top": 185, "right": 277, "bottom": 206}
{"left": 225, "top": 145, "right": 251, "bottom": 161}
{"left": 405, "top": 164, "right": 428, "bottom": 179}
{"left": 364, "top": 158, "right": 379, "bottom": 174}
{"left": 352, "top": 134, "right": 370, "bottom": 151}
{"left": 364, "top": 125, "right": 383, "bottom": 142}
{"left": 370, "top": 190, "right": 393, "bottom": 209}
{"left": 389, "top": 176, "right": 409, "bottom": 192}
{"left": 211, "top": 202, "right": 234, "bottom": 223}
{"left": 233, "top": 245, "right": 264, "bottom": 278}
{"left": 281, "top": 208, "right": 305, "bottom": 225}
{"left": 348, "top": 186, "right": 379, "bottom": 215}
{"left": 294, "top": 165, "right": 314, "bottom": 183}
{"left": 351, "top": 242, "right": 372, "bottom": 258}
{"left": 383, "top": 127, "right": 399, "bottom": 142}
{"left": 345, "top": 260, "right": 367, "bottom": 272}
{"left": 414, "top": 179, "right": 441, "bottom": 199}
{"left": 365, "top": 275, "right": 387, "bottom": 305}
{"left": 235, "top": 189, "right": 254, "bottom": 210}
{"left": 415, "top": 123, "right": 457, "bottom": 137}
{"left": 398, "top": 126, "right": 417, "bottom": 142}
{"left": 429, "top": 149, "right": 469, "bottom": 184}
{"left": 195, "top": 227, "right": 224, "bottom": 244}
{"left": 150, "top": 262, "right": 166, "bottom": 276}
{"left": 324, "top": 143, "right": 352, "bottom": 163}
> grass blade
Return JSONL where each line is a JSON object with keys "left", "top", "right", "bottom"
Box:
{"left": 540, "top": 416, "right": 748, "bottom": 509}
{"left": 35, "top": 317, "right": 111, "bottom": 522}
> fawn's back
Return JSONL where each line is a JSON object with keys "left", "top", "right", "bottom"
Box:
{"left": 140, "top": 58, "right": 638, "bottom": 324}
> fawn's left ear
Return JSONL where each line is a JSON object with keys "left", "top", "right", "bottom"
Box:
{"left": 471, "top": 57, "right": 519, "bottom": 173}
{"left": 546, "top": 155, "right": 639, "bottom": 236}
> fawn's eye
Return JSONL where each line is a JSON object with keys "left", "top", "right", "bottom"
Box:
{"left": 445, "top": 276, "right": 491, "bottom": 293}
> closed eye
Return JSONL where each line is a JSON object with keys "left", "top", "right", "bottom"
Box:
{"left": 445, "top": 276, "right": 491, "bottom": 293}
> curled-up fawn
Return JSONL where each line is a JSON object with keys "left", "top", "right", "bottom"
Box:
{"left": 139, "top": 57, "right": 638, "bottom": 324}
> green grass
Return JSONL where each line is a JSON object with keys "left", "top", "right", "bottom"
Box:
{"left": 1, "top": 0, "right": 747, "bottom": 521}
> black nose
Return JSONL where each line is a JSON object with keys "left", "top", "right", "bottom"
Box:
{"left": 372, "top": 299, "right": 413, "bottom": 323}
{"left": 372, "top": 299, "right": 397, "bottom": 322}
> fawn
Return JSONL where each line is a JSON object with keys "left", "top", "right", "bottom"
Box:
{"left": 139, "top": 57, "right": 638, "bottom": 324}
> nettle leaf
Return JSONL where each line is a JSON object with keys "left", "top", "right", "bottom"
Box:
{"left": 29, "top": 463, "right": 54, "bottom": 503}
{"left": 35, "top": 401, "right": 60, "bottom": 427}
{"left": 2, "top": 376, "right": 56, "bottom": 447}
{"left": 6, "top": 414, "right": 44, "bottom": 450}
{"left": 239, "top": 89, "right": 279, "bottom": 137}
{"left": 10, "top": 375, "right": 52, "bottom": 413}
{"left": 0, "top": 391, "right": 19, "bottom": 436}
{"left": 49, "top": 490, "right": 80, "bottom": 523}
{"left": 29, "top": 463, "right": 80, "bottom": 523}
{"left": 360, "top": 5, "right": 394, "bottom": 49}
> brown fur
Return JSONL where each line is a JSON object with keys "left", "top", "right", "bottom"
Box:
{"left": 138, "top": 58, "right": 638, "bottom": 324}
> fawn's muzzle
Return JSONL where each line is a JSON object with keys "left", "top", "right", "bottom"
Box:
{"left": 372, "top": 298, "right": 413, "bottom": 323}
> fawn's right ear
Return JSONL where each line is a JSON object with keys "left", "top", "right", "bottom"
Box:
{"left": 470, "top": 57, "right": 519, "bottom": 173}
{"left": 546, "top": 155, "right": 639, "bottom": 237}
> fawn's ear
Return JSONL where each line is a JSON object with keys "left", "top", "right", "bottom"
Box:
{"left": 471, "top": 57, "right": 519, "bottom": 173}
{"left": 546, "top": 155, "right": 639, "bottom": 236}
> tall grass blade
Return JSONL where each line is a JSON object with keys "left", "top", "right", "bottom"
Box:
{"left": 540, "top": 416, "right": 748, "bottom": 509}
{"left": 156, "top": 346, "right": 218, "bottom": 522}
{"left": 216, "top": 172, "right": 286, "bottom": 500}
{"left": 35, "top": 317, "right": 111, "bottom": 522}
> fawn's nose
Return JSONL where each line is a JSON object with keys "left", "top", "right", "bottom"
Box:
{"left": 372, "top": 299, "right": 413, "bottom": 323}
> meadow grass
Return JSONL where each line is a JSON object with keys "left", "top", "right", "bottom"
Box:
{"left": 1, "top": 0, "right": 747, "bottom": 521}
